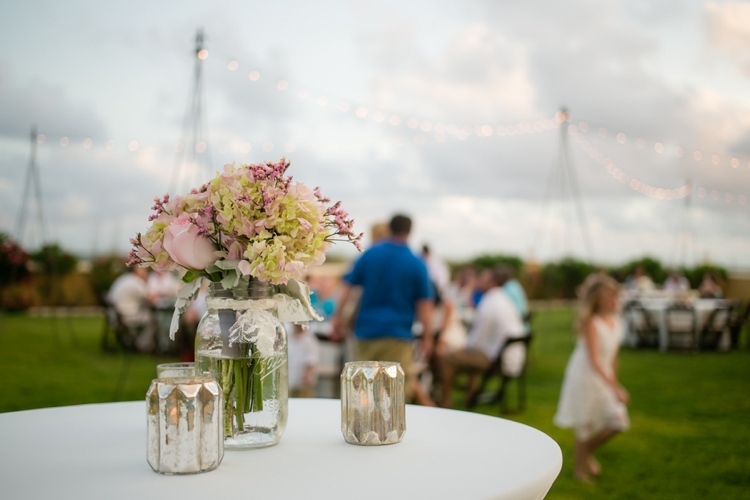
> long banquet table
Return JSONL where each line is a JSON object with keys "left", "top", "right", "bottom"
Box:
{"left": 0, "top": 398, "right": 562, "bottom": 500}
{"left": 623, "top": 298, "right": 732, "bottom": 351}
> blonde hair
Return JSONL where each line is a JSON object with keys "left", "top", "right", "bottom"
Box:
{"left": 575, "top": 273, "right": 619, "bottom": 334}
{"left": 370, "top": 222, "right": 390, "bottom": 244}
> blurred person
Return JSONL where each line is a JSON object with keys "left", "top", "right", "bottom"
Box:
{"left": 106, "top": 266, "right": 153, "bottom": 351}
{"left": 287, "top": 324, "right": 319, "bottom": 398}
{"left": 147, "top": 270, "right": 180, "bottom": 354}
{"left": 370, "top": 222, "right": 390, "bottom": 245}
{"left": 500, "top": 265, "right": 530, "bottom": 334}
{"left": 625, "top": 265, "right": 655, "bottom": 292}
{"left": 434, "top": 286, "right": 467, "bottom": 357}
{"left": 337, "top": 222, "right": 391, "bottom": 339}
{"left": 448, "top": 266, "right": 477, "bottom": 311}
{"left": 180, "top": 280, "right": 209, "bottom": 362}
{"left": 698, "top": 272, "right": 723, "bottom": 299}
{"left": 446, "top": 266, "right": 477, "bottom": 329}
{"left": 663, "top": 270, "right": 690, "bottom": 293}
{"left": 309, "top": 275, "right": 338, "bottom": 320}
{"left": 147, "top": 270, "right": 179, "bottom": 307}
{"left": 437, "top": 266, "right": 525, "bottom": 408}
{"left": 422, "top": 244, "right": 450, "bottom": 296}
{"left": 331, "top": 214, "right": 435, "bottom": 406}
{"left": 554, "top": 274, "right": 630, "bottom": 483}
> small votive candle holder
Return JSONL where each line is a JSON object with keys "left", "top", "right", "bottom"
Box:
{"left": 146, "top": 376, "right": 224, "bottom": 474}
{"left": 156, "top": 362, "right": 196, "bottom": 378}
{"left": 341, "top": 361, "right": 406, "bottom": 446}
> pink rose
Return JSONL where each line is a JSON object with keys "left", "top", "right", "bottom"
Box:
{"left": 163, "top": 215, "right": 217, "bottom": 270}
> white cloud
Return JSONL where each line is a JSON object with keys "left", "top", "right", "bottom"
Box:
{"left": 704, "top": 1, "right": 750, "bottom": 76}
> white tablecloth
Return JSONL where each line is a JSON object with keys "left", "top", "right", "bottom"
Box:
{"left": 0, "top": 399, "right": 561, "bottom": 500}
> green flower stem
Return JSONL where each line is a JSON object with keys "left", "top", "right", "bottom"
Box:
{"left": 234, "top": 360, "right": 244, "bottom": 431}
{"left": 220, "top": 358, "right": 234, "bottom": 438}
{"left": 253, "top": 356, "right": 264, "bottom": 412}
{"left": 244, "top": 358, "right": 252, "bottom": 414}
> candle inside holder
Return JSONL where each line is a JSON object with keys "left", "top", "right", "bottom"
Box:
{"left": 146, "top": 376, "right": 224, "bottom": 474}
{"left": 156, "top": 362, "right": 196, "bottom": 378}
{"left": 340, "top": 361, "right": 406, "bottom": 445}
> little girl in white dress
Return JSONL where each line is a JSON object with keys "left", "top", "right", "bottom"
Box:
{"left": 554, "top": 274, "right": 630, "bottom": 482}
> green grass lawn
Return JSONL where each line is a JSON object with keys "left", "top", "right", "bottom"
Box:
{"left": 0, "top": 310, "right": 748, "bottom": 499}
{"left": 0, "top": 313, "right": 176, "bottom": 411}
{"left": 457, "top": 309, "right": 750, "bottom": 499}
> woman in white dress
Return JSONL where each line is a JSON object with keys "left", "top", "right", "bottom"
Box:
{"left": 554, "top": 274, "right": 630, "bottom": 482}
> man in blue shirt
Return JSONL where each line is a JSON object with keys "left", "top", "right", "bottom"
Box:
{"left": 332, "top": 214, "right": 435, "bottom": 405}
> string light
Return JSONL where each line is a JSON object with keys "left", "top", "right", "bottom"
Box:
{"left": 37, "top": 134, "right": 45, "bottom": 144}
{"left": 571, "top": 129, "right": 691, "bottom": 200}
{"left": 60, "top": 137, "right": 69, "bottom": 147}
{"left": 586, "top": 122, "right": 750, "bottom": 172}
{"left": 197, "top": 49, "right": 208, "bottom": 60}
{"left": 128, "top": 140, "right": 138, "bottom": 151}
{"left": 209, "top": 50, "right": 749, "bottom": 174}
{"left": 571, "top": 129, "right": 746, "bottom": 205}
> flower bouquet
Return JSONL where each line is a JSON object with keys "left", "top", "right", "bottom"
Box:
{"left": 130, "top": 158, "right": 360, "bottom": 448}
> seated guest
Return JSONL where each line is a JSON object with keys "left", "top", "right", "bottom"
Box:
{"left": 107, "top": 266, "right": 150, "bottom": 326}
{"left": 147, "top": 271, "right": 179, "bottom": 308}
{"left": 438, "top": 266, "right": 525, "bottom": 408}
{"left": 625, "top": 265, "right": 655, "bottom": 292}
{"left": 288, "top": 324, "right": 319, "bottom": 398}
{"left": 663, "top": 271, "right": 690, "bottom": 294}
{"left": 107, "top": 266, "right": 153, "bottom": 351}
{"left": 698, "top": 273, "right": 723, "bottom": 299}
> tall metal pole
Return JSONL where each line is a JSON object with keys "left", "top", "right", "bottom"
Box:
{"left": 559, "top": 110, "right": 595, "bottom": 263}
{"left": 169, "top": 29, "right": 212, "bottom": 195}
{"left": 14, "top": 126, "right": 47, "bottom": 248}
{"left": 529, "top": 108, "right": 595, "bottom": 263}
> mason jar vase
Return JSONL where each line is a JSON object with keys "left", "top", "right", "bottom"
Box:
{"left": 195, "top": 281, "right": 288, "bottom": 450}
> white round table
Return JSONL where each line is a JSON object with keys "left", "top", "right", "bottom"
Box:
{"left": 0, "top": 399, "right": 562, "bottom": 500}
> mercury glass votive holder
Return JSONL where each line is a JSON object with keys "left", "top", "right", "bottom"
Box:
{"left": 341, "top": 361, "right": 406, "bottom": 446}
{"left": 156, "top": 362, "right": 196, "bottom": 378}
{"left": 146, "top": 376, "right": 224, "bottom": 474}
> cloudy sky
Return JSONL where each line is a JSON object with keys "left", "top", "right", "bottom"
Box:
{"left": 1, "top": 0, "right": 750, "bottom": 268}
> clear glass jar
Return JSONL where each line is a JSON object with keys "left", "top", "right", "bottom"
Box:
{"left": 195, "top": 281, "right": 288, "bottom": 450}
